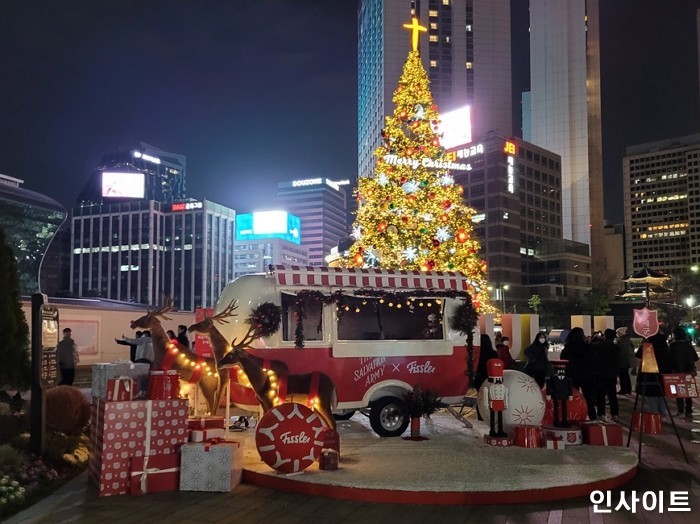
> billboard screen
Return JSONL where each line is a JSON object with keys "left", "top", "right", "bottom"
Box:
{"left": 101, "top": 171, "right": 145, "bottom": 199}
{"left": 438, "top": 106, "right": 472, "bottom": 150}
{"left": 236, "top": 211, "right": 301, "bottom": 244}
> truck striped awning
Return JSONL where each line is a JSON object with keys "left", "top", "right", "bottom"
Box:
{"left": 272, "top": 265, "right": 477, "bottom": 292}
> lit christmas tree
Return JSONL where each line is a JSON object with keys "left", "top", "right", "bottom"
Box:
{"left": 347, "top": 18, "right": 490, "bottom": 310}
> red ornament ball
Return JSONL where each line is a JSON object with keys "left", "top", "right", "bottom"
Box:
{"left": 442, "top": 200, "right": 451, "bottom": 209}
{"left": 432, "top": 239, "right": 440, "bottom": 248}
{"left": 456, "top": 229, "right": 468, "bottom": 243}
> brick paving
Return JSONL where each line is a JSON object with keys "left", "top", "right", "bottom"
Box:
{"left": 6, "top": 395, "right": 700, "bottom": 524}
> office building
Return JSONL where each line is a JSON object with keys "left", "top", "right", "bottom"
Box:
{"left": 0, "top": 174, "right": 67, "bottom": 295}
{"left": 276, "top": 178, "right": 349, "bottom": 266}
{"left": 448, "top": 133, "right": 591, "bottom": 309}
{"left": 358, "top": 0, "right": 513, "bottom": 179}
{"left": 234, "top": 211, "right": 308, "bottom": 278}
{"left": 527, "top": 0, "right": 604, "bottom": 278}
{"left": 623, "top": 134, "right": 700, "bottom": 278}
{"left": 71, "top": 199, "right": 235, "bottom": 311}
{"left": 78, "top": 142, "right": 186, "bottom": 205}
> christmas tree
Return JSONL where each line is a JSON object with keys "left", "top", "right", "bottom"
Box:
{"left": 347, "top": 18, "right": 490, "bottom": 310}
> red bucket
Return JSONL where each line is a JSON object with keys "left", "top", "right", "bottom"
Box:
{"left": 513, "top": 425, "right": 543, "bottom": 448}
{"left": 631, "top": 412, "right": 663, "bottom": 435}
{"left": 148, "top": 370, "right": 180, "bottom": 400}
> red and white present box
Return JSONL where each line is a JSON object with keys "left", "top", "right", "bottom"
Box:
{"left": 129, "top": 454, "right": 180, "bottom": 495}
{"left": 545, "top": 437, "right": 565, "bottom": 449}
{"left": 180, "top": 440, "right": 243, "bottom": 492}
{"left": 106, "top": 377, "right": 135, "bottom": 401}
{"left": 582, "top": 421, "right": 624, "bottom": 446}
{"left": 88, "top": 398, "right": 189, "bottom": 496}
{"left": 187, "top": 416, "right": 226, "bottom": 430}
{"left": 189, "top": 428, "right": 226, "bottom": 442}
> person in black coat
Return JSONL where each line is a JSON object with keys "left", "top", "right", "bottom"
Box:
{"left": 668, "top": 326, "right": 699, "bottom": 419}
{"left": 177, "top": 324, "right": 190, "bottom": 348}
{"left": 593, "top": 329, "right": 620, "bottom": 421}
{"left": 524, "top": 333, "right": 550, "bottom": 388}
{"left": 635, "top": 331, "right": 671, "bottom": 414}
{"left": 560, "top": 327, "right": 597, "bottom": 421}
{"left": 474, "top": 334, "right": 498, "bottom": 391}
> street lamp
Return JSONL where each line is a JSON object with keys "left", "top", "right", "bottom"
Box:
{"left": 502, "top": 284, "right": 510, "bottom": 313}
{"left": 686, "top": 296, "right": 696, "bottom": 322}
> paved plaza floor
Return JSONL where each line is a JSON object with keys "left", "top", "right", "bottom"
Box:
{"left": 5, "top": 394, "right": 700, "bottom": 524}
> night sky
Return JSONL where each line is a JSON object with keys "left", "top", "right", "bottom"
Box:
{"left": 1, "top": 0, "right": 699, "bottom": 225}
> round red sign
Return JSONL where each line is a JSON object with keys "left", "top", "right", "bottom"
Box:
{"left": 255, "top": 402, "right": 326, "bottom": 474}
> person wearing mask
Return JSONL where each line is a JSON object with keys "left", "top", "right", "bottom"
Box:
{"left": 615, "top": 327, "right": 635, "bottom": 395}
{"left": 524, "top": 333, "right": 551, "bottom": 388}
{"left": 593, "top": 329, "right": 620, "bottom": 422}
{"left": 116, "top": 330, "right": 142, "bottom": 362}
{"left": 496, "top": 336, "right": 515, "bottom": 370}
{"left": 177, "top": 324, "right": 190, "bottom": 348}
{"left": 116, "top": 330, "right": 154, "bottom": 365}
{"left": 635, "top": 331, "right": 671, "bottom": 415}
{"left": 561, "top": 327, "right": 597, "bottom": 421}
{"left": 668, "top": 326, "right": 698, "bottom": 420}
{"left": 57, "top": 328, "right": 79, "bottom": 385}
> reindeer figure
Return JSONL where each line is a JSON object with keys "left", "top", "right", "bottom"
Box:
{"left": 130, "top": 298, "right": 221, "bottom": 415}
{"left": 218, "top": 326, "right": 337, "bottom": 429}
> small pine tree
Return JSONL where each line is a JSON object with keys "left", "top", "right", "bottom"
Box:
{"left": 0, "top": 227, "right": 31, "bottom": 391}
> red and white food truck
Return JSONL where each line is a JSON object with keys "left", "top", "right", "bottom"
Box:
{"left": 214, "top": 265, "right": 480, "bottom": 437}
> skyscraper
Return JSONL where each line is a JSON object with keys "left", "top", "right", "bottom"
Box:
{"left": 358, "top": 0, "right": 513, "bottom": 179}
{"left": 528, "top": 0, "right": 604, "bottom": 281}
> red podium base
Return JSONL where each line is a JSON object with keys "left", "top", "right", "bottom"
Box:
{"left": 631, "top": 412, "right": 663, "bottom": 435}
{"left": 513, "top": 425, "right": 543, "bottom": 448}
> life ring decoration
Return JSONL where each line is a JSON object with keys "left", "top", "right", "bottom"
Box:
{"left": 255, "top": 402, "right": 326, "bottom": 474}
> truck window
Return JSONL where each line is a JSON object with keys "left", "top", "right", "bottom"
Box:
{"left": 337, "top": 296, "right": 444, "bottom": 341}
{"left": 281, "top": 292, "right": 323, "bottom": 342}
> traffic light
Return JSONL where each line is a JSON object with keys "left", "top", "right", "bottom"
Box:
{"left": 685, "top": 325, "right": 695, "bottom": 338}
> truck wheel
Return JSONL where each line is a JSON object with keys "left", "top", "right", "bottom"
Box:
{"left": 369, "top": 397, "right": 408, "bottom": 437}
{"left": 333, "top": 410, "right": 356, "bottom": 421}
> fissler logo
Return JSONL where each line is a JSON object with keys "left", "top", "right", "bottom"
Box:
{"left": 406, "top": 360, "right": 436, "bottom": 374}
{"left": 280, "top": 431, "right": 311, "bottom": 445}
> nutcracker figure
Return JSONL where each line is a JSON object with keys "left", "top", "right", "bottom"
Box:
{"left": 485, "top": 358, "right": 508, "bottom": 437}
{"left": 546, "top": 374, "right": 573, "bottom": 428}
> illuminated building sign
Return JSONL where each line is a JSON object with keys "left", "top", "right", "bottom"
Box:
{"left": 438, "top": 106, "right": 472, "bottom": 149}
{"left": 503, "top": 141, "right": 517, "bottom": 155}
{"left": 289, "top": 178, "right": 349, "bottom": 192}
{"left": 236, "top": 211, "right": 301, "bottom": 244}
{"left": 172, "top": 201, "right": 203, "bottom": 212}
{"left": 132, "top": 151, "right": 161, "bottom": 164}
{"left": 382, "top": 154, "right": 471, "bottom": 171}
{"left": 506, "top": 156, "right": 515, "bottom": 194}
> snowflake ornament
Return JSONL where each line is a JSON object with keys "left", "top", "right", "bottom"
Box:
{"left": 351, "top": 226, "right": 362, "bottom": 240}
{"left": 439, "top": 175, "right": 454, "bottom": 186}
{"left": 401, "top": 180, "right": 420, "bottom": 194}
{"left": 436, "top": 227, "right": 451, "bottom": 242}
{"left": 377, "top": 173, "right": 390, "bottom": 186}
{"left": 422, "top": 213, "right": 434, "bottom": 222}
{"left": 403, "top": 247, "right": 418, "bottom": 262}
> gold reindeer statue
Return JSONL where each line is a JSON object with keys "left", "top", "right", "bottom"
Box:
{"left": 218, "top": 321, "right": 337, "bottom": 430}
{"left": 130, "top": 298, "right": 221, "bottom": 414}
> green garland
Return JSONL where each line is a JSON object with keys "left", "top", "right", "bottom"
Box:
{"left": 246, "top": 302, "right": 282, "bottom": 338}
{"left": 447, "top": 298, "right": 479, "bottom": 388}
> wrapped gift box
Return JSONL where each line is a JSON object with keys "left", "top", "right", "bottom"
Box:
{"left": 106, "top": 377, "right": 135, "bottom": 402}
{"left": 92, "top": 362, "right": 150, "bottom": 400}
{"left": 189, "top": 428, "right": 226, "bottom": 442}
{"left": 180, "top": 440, "right": 243, "bottom": 492}
{"left": 545, "top": 437, "right": 565, "bottom": 449}
{"left": 89, "top": 398, "right": 189, "bottom": 496}
{"left": 187, "top": 416, "right": 226, "bottom": 430}
{"left": 130, "top": 454, "right": 180, "bottom": 495}
{"left": 319, "top": 448, "right": 339, "bottom": 470}
{"left": 582, "top": 421, "right": 624, "bottom": 446}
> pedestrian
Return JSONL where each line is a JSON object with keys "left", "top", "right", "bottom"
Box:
{"left": 496, "top": 336, "right": 515, "bottom": 370}
{"left": 561, "top": 327, "right": 597, "bottom": 421}
{"left": 116, "top": 330, "right": 154, "bottom": 365}
{"left": 524, "top": 332, "right": 551, "bottom": 388}
{"left": 116, "top": 330, "right": 142, "bottom": 362}
{"left": 167, "top": 329, "right": 177, "bottom": 341}
{"left": 474, "top": 334, "right": 498, "bottom": 391}
{"left": 615, "top": 327, "right": 635, "bottom": 395}
{"left": 57, "top": 328, "right": 79, "bottom": 386}
{"left": 177, "top": 324, "right": 190, "bottom": 348}
{"left": 635, "top": 331, "right": 671, "bottom": 415}
{"left": 668, "top": 326, "right": 699, "bottom": 420}
{"left": 593, "top": 329, "right": 620, "bottom": 422}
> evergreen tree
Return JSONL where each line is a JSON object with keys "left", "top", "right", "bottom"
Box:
{"left": 0, "top": 227, "right": 31, "bottom": 391}
{"left": 347, "top": 23, "right": 489, "bottom": 310}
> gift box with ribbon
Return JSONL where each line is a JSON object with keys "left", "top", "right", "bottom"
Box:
{"left": 187, "top": 416, "right": 226, "bottom": 431}
{"left": 189, "top": 428, "right": 226, "bottom": 443}
{"left": 92, "top": 362, "right": 150, "bottom": 400}
{"left": 129, "top": 454, "right": 181, "bottom": 495}
{"left": 581, "top": 421, "right": 624, "bottom": 446}
{"left": 180, "top": 440, "right": 243, "bottom": 492}
{"left": 88, "top": 398, "right": 189, "bottom": 497}
{"left": 545, "top": 436, "right": 565, "bottom": 449}
{"left": 106, "top": 377, "right": 135, "bottom": 402}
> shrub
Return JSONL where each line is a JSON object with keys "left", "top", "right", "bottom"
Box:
{"left": 44, "top": 386, "right": 90, "bottom": 435}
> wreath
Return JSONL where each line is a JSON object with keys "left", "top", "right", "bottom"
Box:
{"left": 448, "top": 297, "right": 479, "bottom": 387}
{"left": 246, "top": 302, "right": 282, "bottom": 338}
